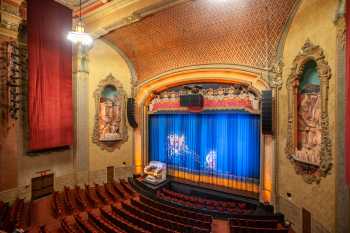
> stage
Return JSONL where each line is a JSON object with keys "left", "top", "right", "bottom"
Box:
{"left": 136, "top": 175, "right": 259, "bottom": 203}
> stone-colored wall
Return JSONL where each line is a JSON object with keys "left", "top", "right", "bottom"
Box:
{"left": 0, "top": 115, "right": 75, "bottom": 194}
{"left": 0, "top": 166, "right": 133, "bottom": 203}
{"left": 0, "top": 39, "right": 134, "bottom": 202}
{"left": 88, "top": 39, "right": 134, "bottom": 173}
{"left": 277, "top": 0, "right": 338, "bottom": 232}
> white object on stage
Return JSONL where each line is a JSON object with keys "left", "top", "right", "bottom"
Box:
{"left": 144, "top": 161, "right": 167, "bottom": 185}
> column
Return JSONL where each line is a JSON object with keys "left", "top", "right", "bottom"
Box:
{"left": 73, "top": 44, "right": 91, "bottom": 185}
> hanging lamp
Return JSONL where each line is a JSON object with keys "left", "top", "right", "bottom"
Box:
{"left": 67, "top": 0, "right": 93, "bottom": 46}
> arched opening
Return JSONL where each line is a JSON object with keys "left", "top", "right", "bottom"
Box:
{"left": 133, "top": 67, "right": 273, "bottom": 202}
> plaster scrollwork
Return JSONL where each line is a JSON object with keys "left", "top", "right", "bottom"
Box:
{"left": 92, "top": 74, "right": 128, "bottom": 152}
{"left": 335, "top": 16, "right": 346, "bottom": 49}
{"left": 270, "top": 60, "right": 284, "bottom": 89}
{"left": 285, "top": 39, "right": 332, "bottom": 184}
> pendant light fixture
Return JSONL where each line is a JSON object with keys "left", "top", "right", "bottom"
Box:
{"left": 67, "top": 0, "right": 93, "bottom": 46}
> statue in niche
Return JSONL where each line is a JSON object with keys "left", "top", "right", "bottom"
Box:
{"left": 93, "top": 74, "right": 128, "bottom": 151}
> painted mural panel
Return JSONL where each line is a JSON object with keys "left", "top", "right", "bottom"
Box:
{"left": 92, "top": 74, "right": 128, "bottom": 151}
{"left": 295, "top": 61, "right": 321, "bottom": 166}
{"left": 99, "top": 85, "right": 123, "bottom": 141}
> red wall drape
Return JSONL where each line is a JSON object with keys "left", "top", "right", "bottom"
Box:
{"left": 346, "top": 0, "right": 350, "bottom": 185}
{"left": 28, "top": 0, "right": 73, "bottom": 151}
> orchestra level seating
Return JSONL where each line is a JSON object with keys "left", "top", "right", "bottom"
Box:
{"left": 0, "top": 178, "right": 290, "bottom": 233}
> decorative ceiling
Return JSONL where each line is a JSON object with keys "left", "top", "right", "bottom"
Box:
{"left": 104, "top": 0, "right": 297, "bottom": 81}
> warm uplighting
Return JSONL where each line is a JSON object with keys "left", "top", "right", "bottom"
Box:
{"left": 67, "top": 0, "right": 93, "bottom": 46}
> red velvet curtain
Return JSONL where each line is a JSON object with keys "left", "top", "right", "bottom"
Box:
{"left": 28, "top": 0, "right": 73, "bottom": 151}
{"left": 346, "top": 0, "right": 350, "bottom": 185}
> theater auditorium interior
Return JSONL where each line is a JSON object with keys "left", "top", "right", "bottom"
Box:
{"left": 0, "top": 0, "right": 350, "bottom": 233}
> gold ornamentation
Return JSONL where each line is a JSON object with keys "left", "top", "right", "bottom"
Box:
{"left": 285, "top": 39, "right": 332, "bottom": 184}
{"left": 92, "top": 74, "right": 128, "bottom": 152}
{"left": 335, "top": 16, "right": 346, "bottom": 49}
{"left": 270, "top": 60, "right": 284, "bottom": 89}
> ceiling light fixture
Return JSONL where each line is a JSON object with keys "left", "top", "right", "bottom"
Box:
{"left": 67, "top": 0, "right": 93, "bottom": 46}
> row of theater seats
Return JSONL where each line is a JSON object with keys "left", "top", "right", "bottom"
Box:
{"left": 139, "top": 195, "right": 212, "bottom": 223}
{"left": 27, "top": 178, "right": 289, "bottom": 233}
{"left": 130, "top": 199, "right": 211, "bottom": 229}
{"left": 230, "top": 217, "right": 289, "bottom": 232}
{"left": 52, "top": 179, "right": 135, "bottom": 217}
{"left": 157, "top": 187, "right": 253, "bottom": 215}
{"left": 119, "top": 201, "right": 210, "bottom": 233}
{"left": 57, "top": 193, "right": 212, "bottom": 233}
{"left": 0, "top": 198, "right": 31, "bottom": 232}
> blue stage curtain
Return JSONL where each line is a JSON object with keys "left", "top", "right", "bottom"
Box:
{"left": 149, "top": 111, "right": 260, "bottom": 190}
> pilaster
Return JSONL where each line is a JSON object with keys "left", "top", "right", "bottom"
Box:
{"left": 73, "top": 44, "right": 91, "bottom": 184}
{"left": 334, "top": 14, "right": 350, "bottom": 233}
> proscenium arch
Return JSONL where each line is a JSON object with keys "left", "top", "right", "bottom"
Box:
{"left": 133, "top": 66, "right": 273, "bottom": 201}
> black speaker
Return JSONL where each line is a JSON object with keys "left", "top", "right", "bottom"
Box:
{"left": 261, "top": 90, "right": 273, "bottom": 134}
{"left": 127, "top": 98, "right": 138, "bottom": 128}
{"left": 180, "top": 94, "right": 204, "bottom": 107}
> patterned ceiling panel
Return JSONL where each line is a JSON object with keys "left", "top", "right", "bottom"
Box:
{"left": 104, "top": 0, "right": 297, "bottom": 81}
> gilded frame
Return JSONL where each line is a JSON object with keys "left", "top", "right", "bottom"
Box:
{"left": 92, "top": 74, "right": 128, "bottom": 152}
{"left": 285, "top": 40, "right": 332, "bottom": 184}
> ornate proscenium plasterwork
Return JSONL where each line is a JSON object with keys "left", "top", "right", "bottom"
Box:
{"left": 285, "top": 39, "right": 332, "bottom": 184}
{"left": 148, "top": 85, "right": 260, "bottom": 114}
{"left": 93, "top": 74, "right": 128, "bottom": 152}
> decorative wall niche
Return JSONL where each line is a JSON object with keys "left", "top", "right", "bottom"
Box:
{"left": 93, "top": 74, "right": 128, "bottom": 151}
{"left": 285, "top": 40, "right": 332, "bottom": 184}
